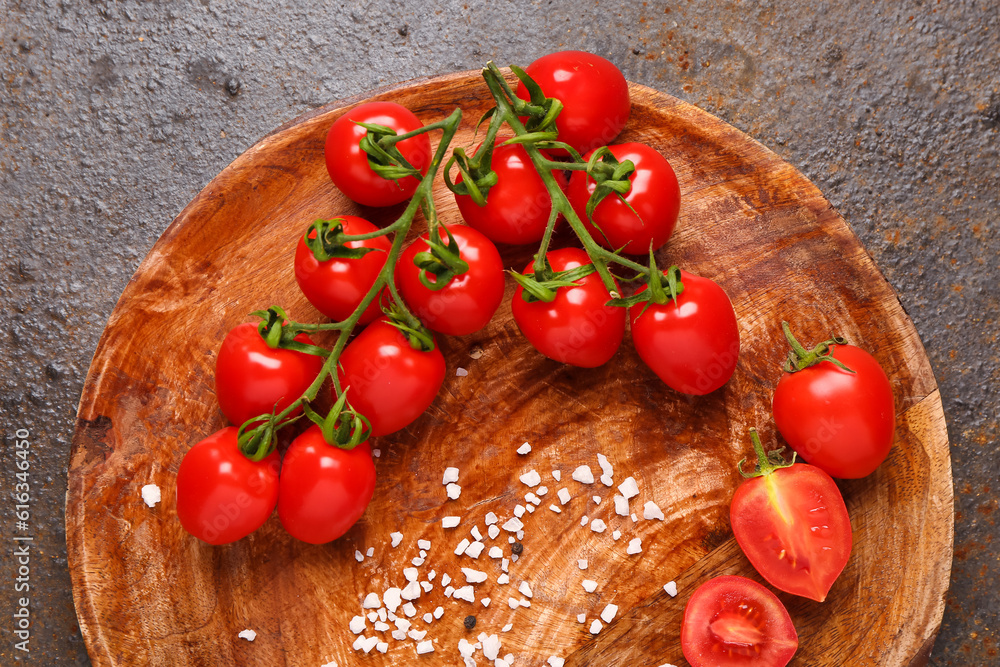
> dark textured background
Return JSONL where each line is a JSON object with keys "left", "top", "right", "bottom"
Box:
{"left": 1, "top": 1, "right": 997, "bottom": 665}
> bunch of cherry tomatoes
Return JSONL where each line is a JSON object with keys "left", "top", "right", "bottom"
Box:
{"left": 173, "top": 51, "right": 897, "bottom": 667}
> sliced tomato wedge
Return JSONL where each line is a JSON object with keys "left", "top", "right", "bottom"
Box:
{"left": 681, "top": 575, "right": 798, "bottom": 667}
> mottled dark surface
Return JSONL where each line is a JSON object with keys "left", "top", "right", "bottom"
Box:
{"left": 0, "top": 1, "right": 996, "bottom": 665}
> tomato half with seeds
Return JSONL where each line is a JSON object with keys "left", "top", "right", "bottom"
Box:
{"left": 294, "top": 216, "right": 390, "bottom": 324}
{"left": 277, "top": 425, "right": 377, "bottom": 544}
{"left": 730, "top": 431, "right": 853, "bottom": 602}
{"left": 176, "top": 427, "right": 280, "bottom": 545}
{"left": 568, "top": 142, "right": 681, "bottom": 254}
{"left": 324, "top": 101, "right": 431, "bottom": 207}
{"left": 337, "top": 317, "right": 446, "bottom": 437}
{"left": 681, "top": 575, "right": 798, "bottom": 667}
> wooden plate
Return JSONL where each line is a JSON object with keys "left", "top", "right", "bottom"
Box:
{"left": 67, "top": 70, "right": 953, "bottom": 666}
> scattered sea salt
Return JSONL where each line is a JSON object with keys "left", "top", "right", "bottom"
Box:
{"left": 443, "top": 467, "right": 460, "bottom": 484}
{"left": 519, "top": 581, "right": 533, "bottom": 598}
{"left": 578, "top": 559, "right": 588, "bottom": 570}
{"left": 456, "top": 367, "right": 468, "bottom": 377}
{"left": 489, "top": 546, "right": 503, "bottom": 559}
{"left": 519, "top": 470, "right": 541, "bottom": 487}
{"left": 362, "top": 593, "right": 380, "bottom": 609}
{"left": 502, "top": 517, "right": 523, "bottom": 532}
{"left": 631, "top": 513, "right": 638, "bottom": 523}
{"left": 590, "top": 519, "right": 607, "bottom": 533}
{"left": 412, "top": 556, "right": 425, "bottom": 566}
{"left": 502, "top": 623, "right": 513, "bottom": 632}
{"left": 601, "top": 604, "right": 619, "bottom": 623}
{"left": 422, "top": 613, "right": 432, "bottom": 624}
{"left": 589, "top": 619, "right": 603, "bottom": 634}
{"left": 525, "top": 504, "right": 535, "bottom": 513}
{"left": 664, "top": 581, "right": 678, "bottom": 597}
{"left": 441, "top": 574, "right": 452, "bottom": 586}
{"left": 485, "top": 512, "right": 498, "bottom": 525}
{"left": 514, "top": 505, "right": 525, "bottom": 518}
{"left": 391, "top": 532, "right": 403, "bottom": 547}
{"left": 238, "top": 629, "right": 256, "bottom": 641}
{"left": 373, "top": 449, "right": 381, "bottom": 458}
{"left": 627, "top": 538, "right": 642, "bottom": 555}
{"left": 482, "top": 635, "right": 501, "bottom": 660}
{"left": 517, "top": 442, "right": 532, "bottom": 455}
{"left": 558, "top": 488, "right": 571, "bottom": 505}
{"left": 416, "top": 640, "right": 434, "bottom": 654}
{"left": 402, "top": 603, "right": 417, "bottom": 617}
{"left": 549, "top": 504, "right": 562, "bottom": 513}
{"left": 434, "top": 606, "right": 444, "bottom": 619}
{"left": 612, "top": 530, "right": 621, "bottom": 541}
{"left": 454, "top": 586, "right": 475, "bottom": 602}
{"left": 618, "top": 476, "right": 639, "bottom": 500}
{"left": 592, "top": 495, "right": 602, "bottom": 505}
{"left": 354, "top": 550, "right": 364, "bottom": 562}
{"left": 548, "top": 658, "right": 566, "bottom": 667}
{"left": 404, "top": 567, "right": 419, "bottom": 582}
{"left": 497, "top": 573, "right": 510, "bottom": 585}
{"left": 577, "top": 613, "right": 586, "bottom": 623}
{"left": 366, "top": 547, "right": 374, "bottom": 557}
{"left": 572, "top": 465, "right": 595, "bottom": 484}
{"left": 525, "top": 493, "right": 541, "bottom": 505}
{"left": 600, "top": 474, "right": 613, "bottom": 487}
{"left": 401, "top": 580, "right": 421, "bottom": 601}
{"left": 552, "top": 470, "right": 562, "bottom": 481}
{"left": 580, "top": 515, "right": 589, "bottom": 527}
{"left": 349, "top": 616, "right": 366, "bottom": 634}
{"left": 465, "top": 542, "right": 485, "bottom": 559}
{"left": 614, "top": 495, "right": 629, "bottom": 516}
{"left": 463, "top": 567, "right": 489, "bottom": 584}
{"left": 582, "top": 580, "right": 598, "bottom": 593}
{"left": 420, "top": 581, "right": 432, "bottom": 593}
{"left": 597, "top": 454, "right": 613, "bottom": 477}
{"left": 455, "top": 538, "right": 471, "bottom": 556}
{"left": 471, "top": 526, "right": 483, "bottom": 541}
{"left": 383, "top": 588, "right": 401, "bottom": 612}
{"left": 488, "top": 525, "right": 500, "bottom": 540}
{"left": 447, "top": 483, "right": 462, "bottom": 499}
{"left": 644, "top": 501, "right": 664, "bottom": 520}
{"left": 141, "top": 484, "right": 161, "bottom": 508}
{"left": 376, "top": 642, "right": 388, "bottom": 654}
{"left": 418, "top": 539, "right": 431, "bottom": 550}
{"left": 442, "top": 516, "right": 461, "bottom": 529}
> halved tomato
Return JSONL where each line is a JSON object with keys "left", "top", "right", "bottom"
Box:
{"left": 681, "top": 575, "right": 798, "bottom": 667}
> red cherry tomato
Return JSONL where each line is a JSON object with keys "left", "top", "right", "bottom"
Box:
{"left": 215, "top": 322, "right": 324, "bottom": 427}
{"left": 454, "top": 140, "right": 566, "bottom": 245}
{"left": 629, "top": 269, "right": 740, "bottom": 395}
{"left": 396, "top": 224, "right": 505, "bottom": 336}
{"left": 515, "top": 50, "right": 630, "bottom": 155}
{"left": 730, "top": 432, "right": 853, "bottom": 602}
{"left": 568, "top": 142, "right": 681, "bottom": 254}
{"left": 277, "top": 425, "right": 377, "bottom": 544}
{"left": 773, "top": 339, "right": 895, "bottom": 479}
{"left": 294, "top": 216, "right": 390, "bottom": 324}
{"left": 337, "top": 318, "right": 446, "bottom": 437}
{"left": 324, "top": 101, "right": 431, "bottom": 207}
{"left": 176, "top": 427, "right": 280, "bottom": 545}
{"left": 681, "top": 575, "right": 798, "bottom": 667}
{"left": 511, "top": 247, "right": 625, "bottom": 368}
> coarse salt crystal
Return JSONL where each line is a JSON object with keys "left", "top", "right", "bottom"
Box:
{"left": 376, "top": 641, "right": 388, "bottom": 654}
{"left": 482, "top": 634, "right": 501, "bottom": 660}
{"left": 501, "top": 558, "right": 509, "bottom": 572}
{"left": 512, "top": 552, "right": 520, "bottom": 562}
{"left": 443, "top": 467, "right": 460, "bottom": 484}
{"left": 238, "top": 629, "right": 256, "bottom": 641}
{"left": 578, "top": 559, "right": 588, "bottom": 570}
{"left": 434, "top": 606, "right": 444, "bottom": 619}
{"left": 471, "top": 526, "right": 482, "bottom": 541}
{"left": 402, "top": 602, "right": 417, "bottom": 617}
{"left": 572, "top": 465, "right": 595, "bottom": 484}
{"left": 558, "top": 488, "right": 571, "bottom": 505}
{"left": 141, "top": 484, "right": 161, "bottom": 508}
{"left": 489, "top": 546, "right": 504, "bottom": 559}
{"left": 580, "top": 515, "right": 589, "bottom": 527}
{"left": 412, "top": 556, "right": 425, "bottom": 566}
{"left": 404, "top": 567, "right": 419, "bottom": 582}
{"left": 485, "top": 512, "right": 498, "bottom": 525}
{"left": 373, "top": 449, "right": 381, "bottom": 458}
{"left": 508, "top": 597, "right": 520, "bottom": 609}
{"left": 401, "top": 580, "right": 421, "bottom": 601}
{"left": 444, "top": 586, "right": 455, "bottom": 598}
{"left": 502, "top": 517, "right": 523, "bottom": 532}
{"left": 525, "top": 493, "right": 541, "bottom": 505}
{"left": 601, "top": 604, "right": 619, "bottom": 623}
{"left": 456, "top": 367, "right": 468, "bottom": 377}
{"left": 482, "top": 597, "right": 491, "bottom": 607}
{"left": 349, "top": 616, "right": 366, "bottom": 634}
{"left": 577, "top": 613, "right": 586, "bottom": 623}
{"left": 663, "top": 581, "right": 678, "bottom": 597}
{"left": 552, "top": 470, "right": 562, "bottom": 481}
{"left": 644, "top": 501, "right": 664, "bottom": 520}
{"left": 525, "top": 504, "right": 535, "bottom": 513}
{"left": 519, "top": 470, "right": 541, "bottom": 487}
{"left": 420, "top": 581, "right": 432, "bottom": 593}
{"left": 627, "top": 538, "right": 642, "bottom": 555}
{"left": 395, "top": 618, "right": 411, "bottom": 631}
{"left": 613, "top": 495, "right": 629, "bottom": 516}
{"left": 416, "top": 640, "right": 434, "bottom": 654}
{"left": 631, "top": 513, "right": 638, "bottom": 523}
{"left": 422, "top": 613, "right": 432, "bottom": 624}
{"left": 463, "top": 567, "right": 489, "bottom": 584}
{"left": 465, "top": 541, "right": 485, "bottom": 559}
{"left": 590, "top": 519, "right": 607, "bottom": 533}
{"left": 582, "top": 579, "right": 598, "bottom": 593}
{"left": 374, "top": 621, "right": 390, "bottom": 632}
{"left": 502, "top": 623, "right": 513, "bottom": 632}
{"left": 378, "top": 608, "right": 387, "bottom": 622}
{"left": 548, "top": 658, "right": 566, "bottom": 667}
{"left": 391, "top": 532, "right": 403, "bottom": 547}
{"left": 592, "top": 495, "right": 602, "bottom": 505}
{"left": 600, "top": 474, "right": 613, "bottom": 487}
{"left": 618, "top": 476, "right": 639, "bottom": 500}
{"left": 612, "top": 530, "right": 621, "bottom": 541}
{"left": 355, "top": 550, "right": 364, "bottom": 562}
{"left": 517, "top": 442, "right": 532, "bottom": 455}
{"left": 537, "top": 485, "right": 548, "bottom": 496}
{"left": 362, "top": 593, "right": 380, "bottom": 608}
{"left": 391, "top": 629, "right": 406, "bottom": 641}
{"left": 518, "top": 581, "right": 533, "bottom": 598}
{"left": 455, "top": 538, "right": 471, "bottom": 556}
{"left": 497, "top": 573, "right": 510, "bottom": 585}
{"left": 454, "top": 586, "right": 475, "bottom": 602}
{"left": 441, "top": 573, "right": 452, "bottom": 586}
{"left": 352, "top": 635, "right": 365, "bottom": 650}
{"left": 418, "top": 539, "right": 431, "bottom": 550}
{"left": 447, "top": 483, "right": 462, "bottom": 499}
{"left": 514, "top": 505, "right": 525, "bottom": 518}
{"left": 597, "top": 453, "right": 613, "bottom": 477}
{"left": 442, "top": 516, "right": 461, "bottom": 529}
{"left": 459, "top": 638, "right": 477, "bottom": 657}
{"left": 383, "top": 588, "right": 402, "bottom": 612}
{"left": 408, "top": 629, "right": 427, "bottom": 641}
{"left": 549, "top": 504, "right": 562, "bottom": 513}
{"left": 488, "top": 525, "right": 500, "bottom": 540}
{"left": 366, "top": 547, "right": 374, "bottom": 557}
{"left": 589, "top": 619, "right": 603, "bottom": 634}
{"left": 367, "top": 611, "right": 377, "bottom": 622}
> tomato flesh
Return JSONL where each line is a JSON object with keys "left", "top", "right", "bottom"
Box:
{"left": 681, "top": 575, "right": 798, "bottom": 667}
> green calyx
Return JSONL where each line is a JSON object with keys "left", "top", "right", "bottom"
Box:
{"left": 237, "top": 411, "right": 291, "bottom": 461}
{"left": 510, "top": 256, "right": 598, "bottom": 304}
{"left": 781, "top": 321, "right": 855, "bottom": 374}
{"left": 583, "top": 147, "right": 639, "bottom": 234}
{"left": 384, "top": 304, "right": 436, "bottom": 353}
{"left": 737, "top": 428, "right": 797, "bottom": 479}
{"left": 509, "top": 64, "right": 563, "bottom": 136}
{"left": 303, "top": 392, "right": 371, "bottom": 450}
{"left": 251, "top": 306, "right": 331, "bottom": 357}
{"left": 356, "top": 120, "right": 425, "bottom": 182}
{"left": 303, "top": 219, "right": 383, "bottom": 262}
{"left": 607, "top": 252, "right": 684, "bottom": 315}
{"left": 412, "top": 225, "right": 469, "bottom": 292}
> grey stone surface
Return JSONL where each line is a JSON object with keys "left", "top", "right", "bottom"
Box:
{"left": 0, "top": 0, "right": 996, "bottom": 664}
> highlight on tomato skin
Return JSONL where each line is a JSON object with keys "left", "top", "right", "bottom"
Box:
{"left": 681, "top": 575, "right": 798, "bottom": 667}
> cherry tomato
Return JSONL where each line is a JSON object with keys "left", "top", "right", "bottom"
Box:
{"left": 454, "top": 140, "right": 566, "bottom": 245}
{"left": 514, "top": 50, "right": 630, "bottom": 155}
{"left": 215, "top": 322, "right": 324, "bottom": 427}
{"left": 773, "top": 339, "right": 895, "bottom": 479}
{"left": 567, "top": 142, "right": 681, "bottom": 254}
{"left": 277, "top": 425, "right": 377, "bottom": 544}
{"left": 396, "top": 224, "right": 505, "bottom": 336}
{"left": 294, "top": 216, "right": 390, "bottom": 324}
{"left": 629, "top": 269, "right": 740, "bottom": 395}
{"left": 511, "top": 247, "right": 625, "bottom": 368}
{"left": 681, "top": 575, "right": 798, "bottom": 667}
{"left": 176, "top": 427, "right": 280, "bottom": 545}
{"left": 337, "top": 317, "right": 446, "bottom": 437}
{"left": 324, "top": 101, "right": 431, "bottom": 207}
{"left": 730, "top": 432, "right": 853, "bottom": 602}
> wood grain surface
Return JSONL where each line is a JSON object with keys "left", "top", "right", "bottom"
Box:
{"left": 66, "top": 70, "right": 953, "bottom": 666}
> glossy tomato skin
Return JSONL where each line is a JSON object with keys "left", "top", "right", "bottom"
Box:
{"left": 568, "top": 143, "right": 681, "bottom": 254}
{"left": 511, "top": 247, "right": 625, "bottom": 368}
{"left": 324, "top": 101, "right": 431, "bottom": 207}
{"left": 773, "top": 344, "right": 894, "bottom": 478}
{"left": 514, "top": 51, "right": 630, "bottom": 155}
{"left": 396, "top": 225, "right": 505, "bottom": 336}
{"left": 681, "top": 575, "right": 798, "bottom": 667}
{"left": 277, "top": 425, "right": 377, "bottom": 544}
{"left": 215, "top": 322, "right": 324, "bottom": 427}
{"left": 176, "top": 427, "right": 280, "bottom": 545}
{"left": 731, "top": 463, "right": 852, "bottom": 602}
{"left": 629, "top": 270, "right": 739, "bottom": 395}
{"left": 294, "top": 216, "right": 390, "bottom": 324}
{"left": 337, "top": 318, "right": 446, "bottom": 437}
{"left": 455, "top": 140, "right": 566, "bottom": 245}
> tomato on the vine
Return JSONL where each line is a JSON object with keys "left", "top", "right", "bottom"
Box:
{"left": 324, "top": 101, "right": 431, "bottom": 207}
{"left": 772, "top": 324, "right": 895, "bottom": 479}
{"left": 277, "top": 425, "right": 377, "bottom": 544}
{"left": 294, "top": 216, "right": 390, "bottom": 324}
{"left": 215, "top": 322, "right": 324, "bottom": 427}
{"left": 337, "top": 317, "right": 446, "bottom": 437}
{"left": 629, "top": 268, "right": 739, "bottom": 395}
{"left": 454, "top": 139, "right": 566, "bottom": 245}
{"left": 730, "top": 430, "right": 852, "bottom": 602}
{"left": 568, "top": 142, "right": 681, "bottom": 254}
{"left": 176, "top": 427, "right": 280, "bottom": 545}
{"left": 514, "top": 50, "right": 630, "bottom": 155}
{"left": 396, "top": 224, "right": 505, "bottom": 336}
{"left": 511, "top": 247, "right": 625, "bottom": 368}
{"left": 681, "top": 575, "right": 798, "bottom": 667}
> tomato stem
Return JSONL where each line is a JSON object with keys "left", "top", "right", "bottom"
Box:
{"left": 737, "top": 428, "right": 797, "bottom": 479}
{"left": 780, "top": 321, "right": 856, "bottom": 374}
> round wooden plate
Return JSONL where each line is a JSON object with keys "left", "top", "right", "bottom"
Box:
{"left": 67, "top": 70, "right": 953, "bottom": 666}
